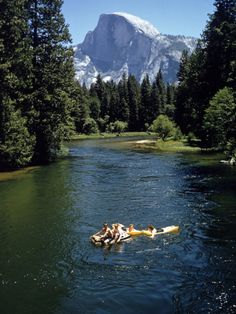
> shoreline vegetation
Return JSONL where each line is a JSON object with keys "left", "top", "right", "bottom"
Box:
{"left": 70, "top": 132, "right": 151, "bottom": 140}
{"left": 70, "top": 131, "right": 221, "bottom": 155}
{"left": 71, "top": 132, "right": 231, "bottom": 158}
{"left": 134, "top": 139, "right": 202, "bottom": 153}
{"left": 70, "top": 132, "right": 201, "bottom": 152}
{"left": 0, "top": 132, "right": 229, "bottom": 182}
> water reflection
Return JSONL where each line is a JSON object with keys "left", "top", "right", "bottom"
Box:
{"left": 0, "top": 162, "right": 78, "bottom": 314}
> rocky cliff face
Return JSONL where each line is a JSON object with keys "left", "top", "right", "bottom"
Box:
{"left": 74, "top": 12, "right": 197, "bottom": 86}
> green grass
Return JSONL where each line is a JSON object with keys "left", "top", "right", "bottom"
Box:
{"left": 69, "top": 132, "right": 153, "bottom": 140}
{"left": 135, "top": 139, "right": 202, "bottom": 153}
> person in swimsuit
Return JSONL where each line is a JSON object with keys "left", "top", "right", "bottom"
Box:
{"left": 110, "top": 224, "right": 122, "bottom": 244}
{"left": 92, "top": 223, "right": 112, "bottom": 242}
{"left": 146, "top": 225, "right": 157, "bottom": 237}
{"left": 127, "top": 224, "right": 135, "bottom": 233}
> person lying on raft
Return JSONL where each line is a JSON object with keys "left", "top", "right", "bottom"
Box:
{"left": 146, "top": 225, "right": 157, "bottom": 238}
{"left": 126, "top": 224, "right": 144, "bottom": 235}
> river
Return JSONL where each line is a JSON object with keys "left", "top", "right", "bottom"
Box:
{"left": 0, "top": 137, "right": 235, "bottom": 314}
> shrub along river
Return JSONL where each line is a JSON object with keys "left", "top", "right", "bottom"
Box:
{"left": 0, "top": 137, "right": 235, "bottom": 314}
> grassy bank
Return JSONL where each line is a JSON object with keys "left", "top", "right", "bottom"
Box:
{"left": 70, "top": 132, "right": 153, "bottom": 140}
{"left": 69, "top": 132, "right": 202, "bottom": 153}
{"left": 134, "top": 139, "right": 202, "bottom": 153}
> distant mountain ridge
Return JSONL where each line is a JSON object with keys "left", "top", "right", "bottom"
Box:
{"left": 74, "top": 12, "right": 197, "bottom": 86}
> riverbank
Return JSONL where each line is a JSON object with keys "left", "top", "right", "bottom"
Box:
{"left": 70, "top": 132, "right": 205, "bottom": 155}
{"left": 133, "top": 139, "right": 202, "bottom": 153}
{"left": 70, "top": 133, "right": 202, "bottom": 153}
{"left": 0, "top": 136, "right": 224, "bottom": 181}
{"left": 0, "top": 166, "right": 38, "bottom": 182}
{"left": 70, "top": 132, "right": 153, "bottom": 140}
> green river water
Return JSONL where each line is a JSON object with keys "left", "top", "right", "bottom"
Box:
{"left": 0, "top": 137, "right": 235, "bottom": 314}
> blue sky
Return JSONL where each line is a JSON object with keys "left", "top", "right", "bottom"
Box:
{"left": 62, "top": 0, "right": 215, "bottom": 44}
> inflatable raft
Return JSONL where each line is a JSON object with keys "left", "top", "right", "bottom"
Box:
{"left": 127, "top": 225, "right": 179, "bottom": 236}
{"left": 90, "top": 225, "right": 180, "bottom": 246}
{"left": 127, "top": 229, "right": 143, "bottom": 236}
{"left": 143, "top": 225, "right": 180, "bottom": 236}
{"left": 90, "top": 233, "right": 131, "bottom": 246}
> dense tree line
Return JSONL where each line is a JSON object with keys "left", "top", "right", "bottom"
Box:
{"left": 74, "top": 71, "right": 176, "bottom": 135}
{"left": 175, "top": 0, "right": 236, "bottom": 157}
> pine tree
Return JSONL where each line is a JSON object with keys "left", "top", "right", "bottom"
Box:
{"left": 120, "top": 97, "right": 130, "bottom": 123}
{"left": 176, "top": 50, "right": 190, "bottom": 82}
{"left": 166, "top": 84, "right": 175, "bottom": 107}
{"left": 89, "top": 97, "right": 101, "bottom": 121}
{"left": 109, "top": 83, "right": 120, "bottom": 122}
{"left": 71, "top": 81, "right": 90, "bottom": 133}
{"left": 118, "top": 73, "right": 129, "bottom": 104}
{"left": 127, "top": 75, "right": 140, "bottom": 131}
{"left": 165, "top": 83, "right": 176, "bottom": 119}
{"left": 140, "top": 74, "right": 152, "bottom": 130}
{"left": 148, "top": 70, "right": 167, "bottom": 125}
{"left": 150, "top": 82, "right": 160, "bottom": 122}
{"left": 0, "top": 0, "right": 34, "bottom": 168}
{"left": 28, "top": 0, "right": 75, "bottom": 163}
{"left": 155, "top": 70, "right": 167, "bottom": 114}
{"left": 203, "top": 0, "right": 236, "bottom": 91}
{"left": 117, "top": 74, "right": 130, "bottom": 123}
{"left": 175, "top": 43, "right": 207, "bottom": 135}
{"left": 93, "top": 74, "right": 109, "bottom": 118}
{"left": 175, "top": 50, "right": 192, "bottom": 133}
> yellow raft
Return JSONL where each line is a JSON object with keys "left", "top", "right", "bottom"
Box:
{"left": 127, "top": 229, "right": 144, "bottom": 236}
{"left": 128, "top": 225, "right": 180, "bottom": 236}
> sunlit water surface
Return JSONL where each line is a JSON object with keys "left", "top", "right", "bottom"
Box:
{"left": 0, "top": 137, "right": 235, "bottom": 314}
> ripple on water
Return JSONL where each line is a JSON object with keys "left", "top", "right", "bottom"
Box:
{"left": 0, "top": 138, "right": 236, "bottom": 314}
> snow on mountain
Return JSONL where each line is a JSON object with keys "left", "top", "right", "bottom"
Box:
{"left": 74, "top": 12, "right": 197, "bottom": 86}
{"left": 113, "top": 12, "right": 160, "bottom": 38}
